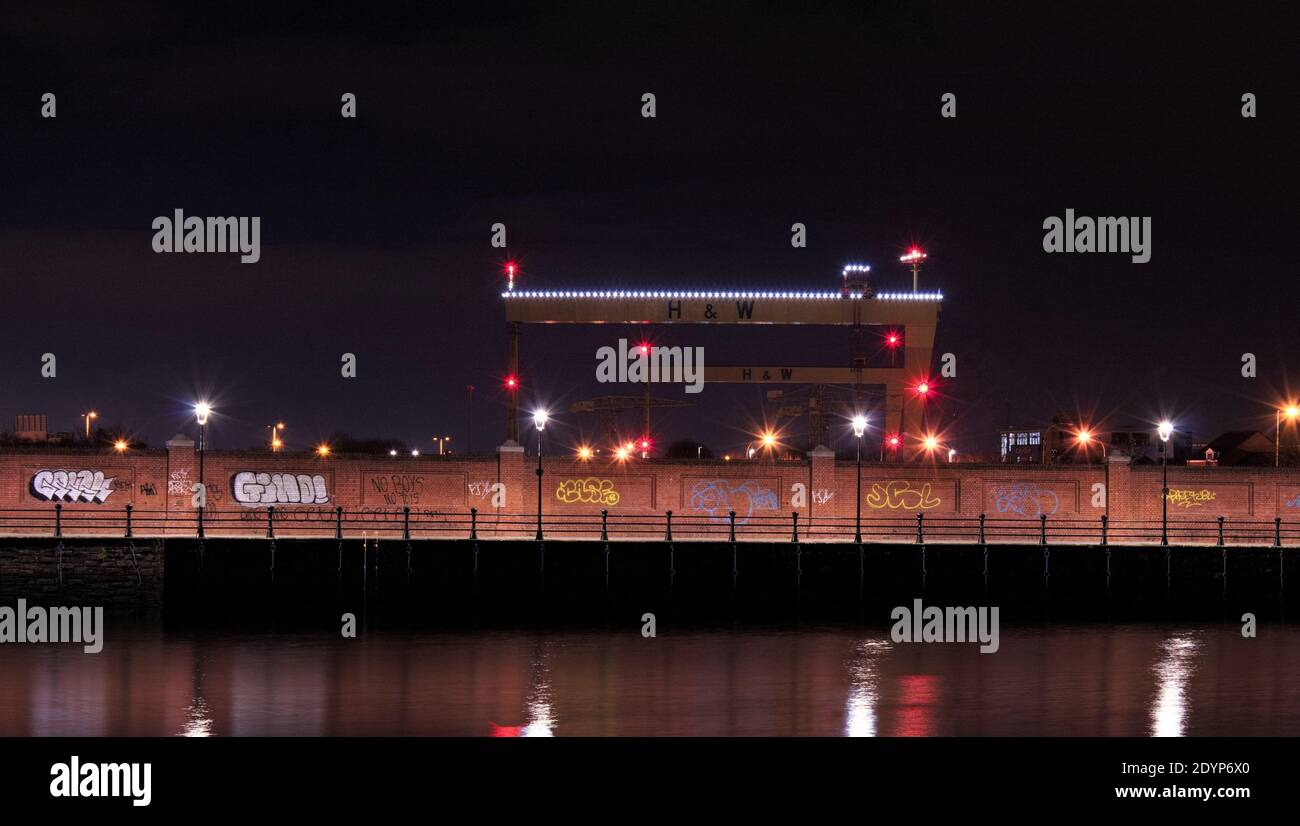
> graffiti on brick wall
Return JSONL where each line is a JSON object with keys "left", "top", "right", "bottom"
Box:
{"left": 992, "top": 483, "right": 1060, "bottom": 517}
{"left": 168, "top": 469, "right": 191, "bottom": 495}
{"left": 812, "top": 488, "right": 835, "bottom": 505}
{"left": 140, "top": 483, "right": 157, "bottom": 496}
{"left": 232, "top": 472, "right": 329, "bottom": 507}
{"left": 866, "top": 480, "right": 941, "bottom": 510}
{"left": 368, "top": 473, "right": 425, "bottom": 506}
{"left": 688, "top": 479, "right": 778, "bottom": 524}
{"left": 30, "top": 470, "right": 118, "bottom": 503}
{"left": 468, "top": 480, "right": 494, "bottom": 498}
{"left": 1285, "top": 494, "right": 1300, "bottom": 509}
{"left": 556, "top": 478, "right": 620, "bottom": 506}
{"left": 1166, "top": 488, "right": 1215, "bottom": 508}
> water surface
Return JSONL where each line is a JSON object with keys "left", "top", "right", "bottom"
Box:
{"left": 1, "top": 624, "right": 1294, "bottom": 736}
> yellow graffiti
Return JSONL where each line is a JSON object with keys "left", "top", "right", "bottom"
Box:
{"left": 556, "top": 477, "right": 620, "bottom": 507}
{"left": 1166, "top": 488, "right": 1215, "bottom": 508}
{"left": 865, "top": 480, "right": 942, "bottom": 510}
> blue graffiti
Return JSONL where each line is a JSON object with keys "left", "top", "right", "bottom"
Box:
{"left": 1284, "top": 495, "right": 1300, "bottom": 509}
{"left": 689, "top": 479, "right": 779, "bottom": 524}
{"left": 993, "top": 483, "right": 1060, "bottom": 518}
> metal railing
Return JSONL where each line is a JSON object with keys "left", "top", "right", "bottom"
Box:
{"left": 0, "top": 505, "right": 1296, "bottom": 547}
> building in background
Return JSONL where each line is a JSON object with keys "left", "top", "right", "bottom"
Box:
{"left": 1000, "top": 414, "right": 1194, "bottom": 464}
{"left": 1204, "top": 431, "right": 1275, "bottom": 466}
{"left": 15, "top": 415, "right": 48, "bottom": 442}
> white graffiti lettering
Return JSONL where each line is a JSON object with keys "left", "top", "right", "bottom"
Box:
{"left": 232, "top": 472, "right": 330, "bottom": 507}
{"left": 31, "top": 470, "right": 117, "bottom": 503}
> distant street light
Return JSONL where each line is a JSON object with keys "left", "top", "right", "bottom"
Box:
{"left": 114, "top": 439, "right": 128, "bottom": 453}
{"left": 1277, "top": 404, "right": 1299, "bottom": 467}
{"left": 1076, "top": 429, "right": 1107, "bottom": 461}
{"left": 267, "top": 422, "right": 285, "bottom": 452}
{"left": 83, "top": 410, "right": 98, "bottom": 440}
{"left": 317, "top": 444, "right": 330, "bottom": 457}
{"left": 1158, "top": 420, "right": 1174, "bottom": 545}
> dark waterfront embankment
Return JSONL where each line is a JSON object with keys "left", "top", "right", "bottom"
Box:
{"left": 1, "top": 538, "right": 1295, "bottom": 626}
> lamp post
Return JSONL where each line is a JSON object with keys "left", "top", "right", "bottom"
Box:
{"left": 434, "top": 435, "right": 452, "bottom": 455}
{"left": 533, "top": 410, "right": 548, "bottom": 540}
{"left": 1076, "top": 429, "right": 1107, "bottom": 462}
{"left": 267, "top": 422, "right": 285, "bottom": 452}
{"left": 1158, "top": 420, "right": 1173, "bottom": 546}
{"left": 1277, "top": 405, "right": 1299, "bottom": 467}
{"left": 852, "top": 415, "right": 867, "bottom": 543}
{"left": 82, "top": 410, "right": 98, "bottom": 441}
{"left": 195, "top": 403, "right": 211, "bottom": 529}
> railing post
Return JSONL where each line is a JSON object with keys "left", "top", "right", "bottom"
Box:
{"left": 1276, "top": 517, "right": 1283, "bottom": 549}
{"left": 470, "top": 507, "right": 478, "bottom": 540}
{"left": 1100, "top": 513, "right": 1108, "bottom": 546}
{"left": 665, "top": 510, "right": 673, "bottom": 542}
{"left": 1039, "top": 513, "right": 1047, "bottom": 546}
{"left": 1217, "top": 515, "right": 1225, "bottom": 547}
{"left": 978, "top": 512, "right": 986, "bottom": 545}
{"left": 55, "top": 503, "right": 62, "bottom": 538}
{"left": 266, "top": 506, "right": 275, "bottom": 539}
{"left": 403, "top": 506, "right": 411, "bottom": 541}
{"left": 197, "top": 504, "right": 205, "bottom": 539}
{"left": 728, "top": 510, "right": 737, "bottom": 543}
{"left": 791, "top": 511, "right": 799, "bottom": 543}
{"left": 335, "top": 506, "right": 343, "bottom": 540}
{"left": 125, "top": 504, "right": 133, "bottom": 539}
{"left": 915, "top": 512, "right": 924, "bottom": 545}
{"left": 600, "top": 509, "right": 609, "bottom": 541}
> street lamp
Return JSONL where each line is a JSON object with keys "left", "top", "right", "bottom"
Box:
{"left": 195, "top": 402, "right": 211, "bottom": 533}
{"left": 267, "top": 422, "right": 285, "bottom": 452}
{"left": 851, "top": 415, "right": 868, "bottom": 543}
{"left": 82, "top": 410, "right": 98, "bottom": 440}
{"left": 434, "top": 435, "right": 452, "bottom": 455}
{"left": 907, "top": 380, "right": 932, "bottom": 461}
{"left": 114, "top": 439, "right": 128, "bottom": 453}
{"left": 533, "top": 410, "right": 548, "bottom": 540}
{"left": 1277, "top": 404, "right": 1299, "bottom": 467}
{"left": 1158, "top": 420, "right": 1173, "bottom": 546}
{"left": 1075, "top": 429, "right": 1107, "bottom": 461}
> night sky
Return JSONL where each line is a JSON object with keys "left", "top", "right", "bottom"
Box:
{"left": 1, "top": 2, "right": 1296, "bottom": 458}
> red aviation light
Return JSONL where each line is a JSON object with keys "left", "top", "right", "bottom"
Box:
{"left": 504, "top": 375, "right": 518, "bottom": 390}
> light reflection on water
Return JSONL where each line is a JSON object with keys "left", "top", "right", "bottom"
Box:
{"left": 1150, "top": 634, "right": 1200, "bottom": 737}
{"left": 0, "top": 624, "right": 1296, "bottom": 736}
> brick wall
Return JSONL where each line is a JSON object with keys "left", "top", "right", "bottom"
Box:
{"left": 3, "top": 440, "right": 1299, "bottom": 538}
